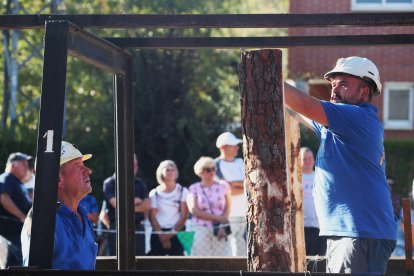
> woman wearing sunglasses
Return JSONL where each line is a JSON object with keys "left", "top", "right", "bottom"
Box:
{"left": 187, "top": 156, "right": 231, "bottom": 256}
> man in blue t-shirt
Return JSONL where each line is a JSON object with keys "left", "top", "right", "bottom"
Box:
{"left": 21, "top": 141, "right": 97, "bottom": 269}
{"left": 285, "top": 56, "right": 397, "bottom": 274}
{"left": 0, "top": 152, "right": 31, "bottom": 266}
{"left": 103, "top": 154, "right": 150, "bottom": 256}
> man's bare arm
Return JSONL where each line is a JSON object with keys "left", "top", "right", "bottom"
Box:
{"left": 0, "top": 193, "right": 26, "bottom": 222}
{"left": 134, "top": 198, "right": 151, "bottom": 213}
{"left": 108, "top": 197, "right": 117, "bottom": 208}
{"left": 228, "top": 181, "right": 244, "bottom": 196}
{"left": 284, "top": 82, "right": 328, "bottom": 126}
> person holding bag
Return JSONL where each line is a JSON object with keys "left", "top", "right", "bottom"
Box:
{"left": 187, "top": 157, "right": 231, "bottom": 256}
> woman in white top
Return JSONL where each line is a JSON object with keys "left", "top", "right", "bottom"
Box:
{"left": 147, "top": 160, "right": 188, "bottom": 256}
{"left": 300, "top": 147, "right": 326, "bottom": 256}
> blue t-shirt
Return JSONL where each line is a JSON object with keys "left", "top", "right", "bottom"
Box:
{"left": 79, "top": 195, "right": 99, "bottom": 214}
{"left": 0, "top": 172, "right": 32, "bottom": 219}
{"left": 22, "top": 203, "right": 98, "bottom": 269}
{"left": 312, "top": 101, "right": 397, "bottom": 240}
{"left": 0, "top": 172, "right": 31, "bottom": 245}
{"left": 103, "top": 174, "right": 149, "bottom": 226}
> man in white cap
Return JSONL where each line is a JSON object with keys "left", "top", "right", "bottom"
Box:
{"left": 285, "top": 57, "right": 397, "bottom": 273}
{"left": 0, "top": 152, "right": 31, "bottom": 266}
{"left": 214, "top": 132, "right": 247, "bottom": 256}
{"left": 21, "top": 141, "right": 97, "bottom": 269}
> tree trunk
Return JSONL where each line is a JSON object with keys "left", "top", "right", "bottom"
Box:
{"left": 239, "top": 49, "right": 291, "bottom": 271}
{"left": 285, "top": 110, "right": 306, "bottom": 272}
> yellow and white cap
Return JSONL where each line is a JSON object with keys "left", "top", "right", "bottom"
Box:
{"left": 60, "top": 141, "right": 92, "bottom": 166}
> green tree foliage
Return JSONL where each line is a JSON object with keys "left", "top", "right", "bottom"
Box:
{"left": 384, "top": 139, "right": 414, "bottom": 197}
{"left": 123, "top": 0, "right": 288, "bottom": 187}
{"left": 64, "top": 60, "right": 115, "bottom": 201}
{"left": 0, "top": 0, "right": 289, "bottom": 195}
{"left": 2, "top": 0, "right": 412, "bottom": 201}
{"left": 132, "top": 48, "right": 240, "bottom": 187}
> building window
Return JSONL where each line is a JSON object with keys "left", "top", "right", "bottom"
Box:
{"left": 383, "top": 82, "right": 413, "bottom": 130}
{"left": 352, "top": 0, "right": 414, "bottom": 11}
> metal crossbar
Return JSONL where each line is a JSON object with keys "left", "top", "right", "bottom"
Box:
{"left": 1, "top": 13, "right": 414, "bottom": 29}
{"left": 106, "top": 34, "right": 414, "bottom": 49}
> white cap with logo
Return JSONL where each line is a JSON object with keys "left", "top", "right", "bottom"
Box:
{"left": 216, "top": 132, "right": 242, "bottom": 148}
{"left": 60, "top": 141, "right": 92, "bottom": 166}
{"left": 324, "top": 56, "right": 382, "bottom": 96}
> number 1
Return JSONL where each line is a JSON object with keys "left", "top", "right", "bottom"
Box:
{"left": 43, "top": 130, "right": 54, "bottom": 153}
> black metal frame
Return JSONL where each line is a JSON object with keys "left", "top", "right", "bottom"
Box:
{"left": 1, "top": 13, "right": 414, "bottom": 29}
{"left": 29, "top": 20, "right": 135, "bottom": 270}
{"left": 1, "top": 12, "right": 414, "bottom": 271}
{"left": 105, "top": 34, "right": 414, "bottom": 49}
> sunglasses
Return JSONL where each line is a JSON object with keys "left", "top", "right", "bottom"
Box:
{"left": 203, "top": 167, "right": 216, "bottom": 173}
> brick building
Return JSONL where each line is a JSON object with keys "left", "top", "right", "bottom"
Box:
{"left": 288, "top": 0, "right": 414, "bottom": 139}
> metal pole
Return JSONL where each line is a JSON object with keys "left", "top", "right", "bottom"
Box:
{"left": 2, "top": 30, "right": 10, "bottom": 127}
{"left": 29, "top": 20, "right": 69, "bottom": 268}
{"left": 114, "top": 66, "right": 135, "bottom": 269}
{"left": 9, "top": 0, "right": 19, "bottom": 136}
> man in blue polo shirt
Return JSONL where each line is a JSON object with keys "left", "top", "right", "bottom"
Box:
{"left": 0, "top": 152, "right": 31, "bottom": 266}
{"left": 21, "top": 141, "right": 98, "bottom": 269}
{"left": 285, "top": 56, "right": 397, "bottom": 274}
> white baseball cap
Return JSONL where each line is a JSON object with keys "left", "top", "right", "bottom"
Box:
{"left": 60, "top": 141, "right": 92, "bottom": 166}
{"left": 216, "top": 132, "right": 242, "bottom": 148}
{"left": 6, "top": 152, "right": 31, "bottom": 166}
{"left": 324, "top": 56, "right": 382, "bottom": 96}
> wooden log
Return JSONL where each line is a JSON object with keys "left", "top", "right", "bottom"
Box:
{"left": 285, "top": 110, "right": 306, "bottom": 272}
{"left": 239, "top": 49, "right": 291, "bottom": 271}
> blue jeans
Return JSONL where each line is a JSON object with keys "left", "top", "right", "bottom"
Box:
{"left": 304, "top": 227, "right": 327, "bottom": 256}
{"left": 326, "top": 237, "right": 396, "bottom": 274}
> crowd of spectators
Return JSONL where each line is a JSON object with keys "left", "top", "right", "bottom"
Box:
{"left": 0, "top": 131, "right": 410, "bottom": 269}
{"left": 0, "top": 132, "right": 249, "bottom": 268}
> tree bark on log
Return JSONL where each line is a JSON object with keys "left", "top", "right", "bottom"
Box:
{"left": 285, "top": 110, "right": 306, "bottom": 272}
{"left": 239, "top": 49, "right": 292, "bottom": 271}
